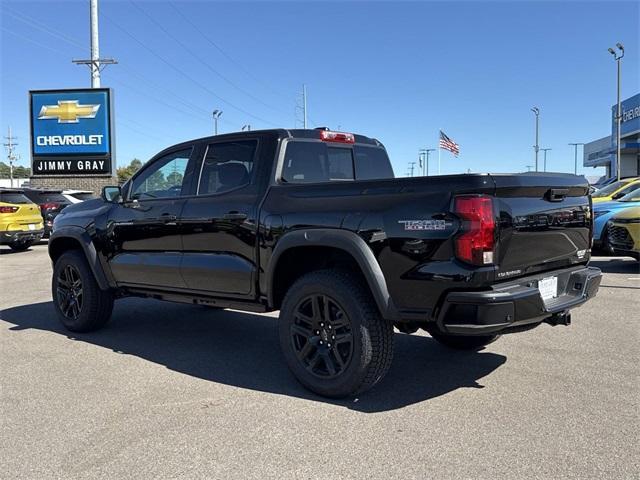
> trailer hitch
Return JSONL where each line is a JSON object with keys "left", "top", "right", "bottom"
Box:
{"left": 544, "top": 312, "right": 572, "bottom": 326}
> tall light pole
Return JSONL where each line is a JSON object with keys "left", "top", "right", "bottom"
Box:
{"left": 419, "top": 148, "right": 435, "bottom": 176}
{"left": 609, "top": 43, "right": 624, "bottom": 181}
{"left": 540, "top": 148, "right": 552, "bottom": 172}
{"left": 569, "top": 143, "right": 584, "bottom": 175}
{"left": 212, "top": 110, "right": 223, "bottom": 135}
{"left": 72, "top": 0, "right": 116, "bottom": 87}
{"left": 531, "top": 107, "right": 540, "bottom": 171}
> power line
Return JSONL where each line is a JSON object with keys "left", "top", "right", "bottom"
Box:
{"left": 101, "top": 9, "right": 280, "bottom": 127}
{"left": 166, "top": 0, "right": 291, "bottom": 102}
{"left": 3, "top": 127, "right": 20, "bottom": 187}
{"left": 3, "top": 7, "right": 88, "bottom": 52}
{"left": 2, "top": 9, "right": 214, "bottom": 122}
{"left": 129, "top": 0, "right": 287, "bottom": 115}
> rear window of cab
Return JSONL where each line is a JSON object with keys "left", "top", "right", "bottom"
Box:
{"left": 0, "top": 192, "right": 33, "bottom": 204}
{"left": 281, "top": 141, "right": 394, "bottom": 183}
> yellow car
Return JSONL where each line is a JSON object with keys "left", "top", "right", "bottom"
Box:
{"left": 592, "top": 177, "right": 640, "bottom": 204}
{"left": 606, "top": 207, "right": 640, "bottom": 260}
{"left": 0, "top": 188, "right": 45, "bottom": 251}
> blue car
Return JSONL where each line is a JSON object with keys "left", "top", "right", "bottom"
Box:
{"left": 593, "top": 188, "right": 640, "bottom": 248}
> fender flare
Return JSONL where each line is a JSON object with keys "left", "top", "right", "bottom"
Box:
{"left": 266, "top": 229, "right": 399, "bottom": 321}
{"left": 48, "top": 226, "right": 111, "bottom": 291}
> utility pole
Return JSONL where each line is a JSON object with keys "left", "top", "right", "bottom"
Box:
{"left": 540, "top": 148, "right": 552, "bottom": 172}
{"left": 241, "top": 124, "right": 251, "bottom": 131}
{"left": 419, "top": 148, "right": 435, "bottom": 176}
{"left": 568, "top": 143, "right": 584, "bottom": 175}
{"left": 3, "top": 127, "right": 19, "bottom": 188}
{"left": 302, "top": 84, "right": 308, "bottom": 129}
{"left": 212, "top": 110, "right": 223, "bottom": 135}
{"left": 408, "top": 161, "right": 416, "bottom": 177}
{"left": 72, "top": 0, "right": 117, "bottom": 87}
{"left": 609, "top": 43, "right": 624, "bottom": 181}
{"left": 531, "top": 107, "right": 540, "bottom": 171}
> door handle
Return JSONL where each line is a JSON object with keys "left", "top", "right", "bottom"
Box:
{"left": 223, "top": 211, "right": 248, "bottom": 221}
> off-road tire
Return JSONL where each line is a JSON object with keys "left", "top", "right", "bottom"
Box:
{"left": 430, "top": 332, "right": 500, "bottom": 350}
{"left": 279, "top": 269, "right": 394, "bottom": 398}
{"left": 52, "top": 250, "right": 114, "bottom": 332}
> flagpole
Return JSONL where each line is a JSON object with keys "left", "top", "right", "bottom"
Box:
{"left": 438, "top": 129, "right": 442, "bottom": 175}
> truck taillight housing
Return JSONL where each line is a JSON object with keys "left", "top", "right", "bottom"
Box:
{"left": 319, "top": 130, "right": 355, "bottom": 144}
{"left": 454, "top": 195, "right": 495, "bottom": 265}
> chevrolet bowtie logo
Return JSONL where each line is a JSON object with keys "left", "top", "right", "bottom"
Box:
{"left": 38, "top": 100, "right": 100, "bottom": 123}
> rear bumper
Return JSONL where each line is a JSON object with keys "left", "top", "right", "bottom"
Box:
{"left": 0, "top": 229, "right": 45, "bottom": 244}
{"left": 436, "top": 265, "right": 602, "bottom": 335}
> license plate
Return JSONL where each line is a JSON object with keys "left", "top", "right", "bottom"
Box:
{"left": 539, "top": 276, "right": 558, "bottom": 301}
{"left": 28, "top": 224, "right": 36, "bottom": 231}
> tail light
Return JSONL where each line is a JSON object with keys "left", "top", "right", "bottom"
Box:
{"left": 40, "top": 202, "right": 60, "bottom": 212}
{"left": 319, "top": 130, "right": 355, "bottom": 144}
{"left": 454, "top": 195, "right": 495, "bottom": 265}
{"left": 0, "top": 206, "right": 19, "bottom": 213}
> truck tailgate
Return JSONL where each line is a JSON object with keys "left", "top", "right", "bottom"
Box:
{"left": 490, "top": 173, "right": 592, "bottom": 279}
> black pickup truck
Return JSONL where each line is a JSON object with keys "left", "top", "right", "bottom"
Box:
{"left": 49, "top": 128, "right": 601, "bottom": 397}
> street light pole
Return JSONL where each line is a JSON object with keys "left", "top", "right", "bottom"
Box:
{"left": 531, "top": 107, "right": 540, "bottom": 171}
{"left": 419, "top": 148, "right": 435, "bottom": 176}
{"left": 568, "top": 143, "right": 584, "bottom": 175}
{"left": 540, "top": 148, "right": 552, "bottom": 172}
{"left": 212, "top": 109, "right": 223, "bottom": 135}
{"left": 609, "top": 43, "right": 624, "bottom": 181}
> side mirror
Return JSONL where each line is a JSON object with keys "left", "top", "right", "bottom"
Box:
{"left": 102, "top": 186, "right": 122, "bottom": 203}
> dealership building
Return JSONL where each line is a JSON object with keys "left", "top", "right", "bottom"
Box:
{"left": 583, "top": 93, "right": 640, "bottom": 178}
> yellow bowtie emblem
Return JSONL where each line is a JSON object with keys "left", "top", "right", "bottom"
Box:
{"left": 38, "top": 100, "right": 100, "bottom": 124}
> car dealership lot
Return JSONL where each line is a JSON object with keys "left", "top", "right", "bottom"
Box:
{"left": 1, "top": 243, "right": 638, "bottom": 479}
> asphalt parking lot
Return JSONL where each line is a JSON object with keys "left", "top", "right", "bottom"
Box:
{"left": 1, "top": 242, "right": 638, "bottom": 479}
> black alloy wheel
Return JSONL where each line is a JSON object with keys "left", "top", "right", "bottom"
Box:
{"left": 56, "top": 264, "right": 84, "bottom": 320}
{"left": 52, "top": 250, "right": 114, "bottom": 332}
{"left": 279, "top": 269, "right": 394, "bottom": 398}
{"left": 290, "top": 294, "right": 354, "bottom": 379}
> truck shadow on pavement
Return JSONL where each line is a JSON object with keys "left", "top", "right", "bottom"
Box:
{"left": 2, "top": 298, "right": 507, "bottom": 413}
{"left": 589, "top": 258, "right": 639, "bottom": 275}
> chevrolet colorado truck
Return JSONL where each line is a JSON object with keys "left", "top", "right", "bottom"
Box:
{"left": 49, "top": 128, "right": 602, "bottom": 397}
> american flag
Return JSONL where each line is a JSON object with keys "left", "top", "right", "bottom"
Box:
{"left": 439, "top": 130, "right": 460, "bottom": 156}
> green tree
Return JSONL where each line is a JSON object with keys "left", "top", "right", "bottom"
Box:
{"left": 0, "top": 162, "right": 30, "bottom": 179}
{"left": 116, "top": 158, "right": 143, "bottom": 184}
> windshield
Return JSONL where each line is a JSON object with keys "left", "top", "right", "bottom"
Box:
{"left": 592, "top": 179, "right": 633, "bottom": 198}
{"left": 619, "top": 187, "right": 640, "bottom": 202}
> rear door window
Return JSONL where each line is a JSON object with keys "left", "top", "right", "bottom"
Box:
{"left": 197, "top": 140, "right": 257, "bottom": 195}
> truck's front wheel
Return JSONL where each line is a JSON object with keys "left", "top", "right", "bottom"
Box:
{"left": 52, "top": 250, "right": 114, "bottom": 332}
{"left": 279, "top": 270, "right": 394, "bottom": 398}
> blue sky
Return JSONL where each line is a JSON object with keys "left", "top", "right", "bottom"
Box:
{"left": 1, "top": 0, "right": 638, "bottom": 177}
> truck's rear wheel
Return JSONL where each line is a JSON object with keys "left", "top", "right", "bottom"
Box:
{"left": 279, "top": 270, "right": 393, "bottom": 398}
{"left": 430, "top": 332, "right": 500, "bottom": 350}
{"left": 52, "top": 250, "right": 114, "bottom": 332}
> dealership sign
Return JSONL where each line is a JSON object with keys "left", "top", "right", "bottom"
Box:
{"left": 612, "top": 93, "right": 640, "bottom": 142}
{"left": 30, "top": 88, "right": 114, "bottom": 176}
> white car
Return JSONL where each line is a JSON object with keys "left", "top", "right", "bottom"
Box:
{"left": 62, "top": 190, "right": 97, "bottom": 204}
